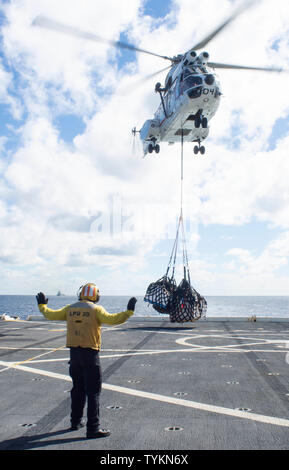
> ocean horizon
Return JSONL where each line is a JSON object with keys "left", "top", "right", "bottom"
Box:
{"left": 0, "top": 295, "right": 289, "bottom": 320}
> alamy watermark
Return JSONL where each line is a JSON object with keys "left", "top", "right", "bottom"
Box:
{"left": 89, "top": 194, "right": 199, "bottom": 244}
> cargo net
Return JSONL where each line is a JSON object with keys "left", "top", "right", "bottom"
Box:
{"left": 168, "top": 279, "right": 207, "bottom": 323}
{"left": 144, "top": 212, "right": 207, "bottom": 323}
{"left": 144, "top": 276, "right": 177, "bottom": 314}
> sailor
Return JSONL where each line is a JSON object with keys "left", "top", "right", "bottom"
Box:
{"left": 36, "top": 283, "right": 137, "bottom": 439}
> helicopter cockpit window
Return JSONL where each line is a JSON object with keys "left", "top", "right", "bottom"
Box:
{"left": 183, "top": 75, "right": 202, "bottom": 91}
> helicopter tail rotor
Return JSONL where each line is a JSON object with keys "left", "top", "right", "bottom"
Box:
{"left": 131, "top": 127, "right": 142, "bottom": 157}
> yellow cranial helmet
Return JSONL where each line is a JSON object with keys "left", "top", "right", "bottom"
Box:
{"left": 78, "top": 283, "right": 100, "bottom": 302}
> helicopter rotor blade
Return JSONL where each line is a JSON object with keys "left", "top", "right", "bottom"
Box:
{"left": 191, "top": 0, "right": 257, "bottom": 51}
{"left": 32, "top": 15, "right": 174, "bottom": 62}
{"left": 118, "top": 65, "right": 172, "bottom": 96}
{"left": 135, "top": 65, "right": 172, "bottom": 83}
{"left": 207, "top": 62, "right": 288, "bottom": 73}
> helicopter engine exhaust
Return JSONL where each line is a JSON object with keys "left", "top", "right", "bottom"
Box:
{"left": 197, "top": 52, "right": 210, "bottom": 65}
{"left": 183, "top": 50, "right": 197, "bottom": 66}
{"left": 188, "top": 50, "right": 197, "bottom": 60}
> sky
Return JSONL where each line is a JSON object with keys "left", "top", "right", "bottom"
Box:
{"left": 0, "top": 0, "right": 289, "bottom": 296}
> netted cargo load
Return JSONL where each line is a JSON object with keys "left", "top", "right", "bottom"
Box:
{"left": 143, "top": 210, "right": 207, "bottom": 323}
{"left": 144, "top": 276, "right": 177, "bottom": 314}
{"left": 168, "top": 279, "right": 207, "bottom": 323}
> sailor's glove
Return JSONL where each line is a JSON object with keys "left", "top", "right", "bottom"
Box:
{"left": 36, "top": 292, "right": 49, "bottom": 305}
{"left": 127, "top": 297, "right": 137, "bottom": 311}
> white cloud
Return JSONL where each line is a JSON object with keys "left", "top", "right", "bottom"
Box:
{"left": 226, "top": 231, "right": 289, "bottom": 286}
{"left": 194, "top": 134, "right": 289, "bottom": 228}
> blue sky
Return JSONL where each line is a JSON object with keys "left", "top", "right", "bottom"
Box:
{"left": 0, "top": 0, "right": 289, "bottom": 296}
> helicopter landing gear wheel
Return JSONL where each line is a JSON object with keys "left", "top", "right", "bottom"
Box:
{"left": 148, "top": 143, "right": 154, "bottom": 153}
{"left": 194, "top": 112, "right": 208, "bottom": 129}
{"left": 147, "top": 141, "right": 160, "bottom": 154}
{"left": 193, "top": 142, "right": 205, "bottom": 155}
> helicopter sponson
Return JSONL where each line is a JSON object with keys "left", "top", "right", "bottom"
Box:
{"left": 140, "top": 120, "right": 161, "bottom": 154}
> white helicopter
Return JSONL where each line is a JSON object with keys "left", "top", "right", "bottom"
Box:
{"left": 33, "top": 1, "right": 287, "bottom": 156}
{"left": 134, "top": 49, "right": 222, "bottom": 156}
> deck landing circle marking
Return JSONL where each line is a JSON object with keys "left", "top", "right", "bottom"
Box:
{"left": 175, "top": 336, "right": 202, "bottom": 347}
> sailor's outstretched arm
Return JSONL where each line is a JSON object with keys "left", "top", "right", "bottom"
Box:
{"left": 36, "top": 292, "right": 68, "bottom": 321}
{"left": 96, "top": 297, "right": 137, "bottom": 325}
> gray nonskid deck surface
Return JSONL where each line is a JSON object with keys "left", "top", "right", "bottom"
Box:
{"left": 0, "top": 319, "right": 289, "bottom": 451}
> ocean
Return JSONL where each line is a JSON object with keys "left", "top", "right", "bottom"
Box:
{"left": 0, "top": 295, "right": 289, "bottom": 320}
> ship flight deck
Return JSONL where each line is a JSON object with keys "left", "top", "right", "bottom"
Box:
{"left": 0, "top": 317, "right": 289, "bottom": 451}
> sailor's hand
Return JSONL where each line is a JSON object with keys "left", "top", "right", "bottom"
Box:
{"left": 36, "top": 292, "right": 48, "bottom": 305}
{"left": 127, "top": 297, "right": 137, "bottom": 311}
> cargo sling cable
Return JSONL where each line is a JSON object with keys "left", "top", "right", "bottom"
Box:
{"left": 144, "top": 132, "right": 207, "bottom": 322}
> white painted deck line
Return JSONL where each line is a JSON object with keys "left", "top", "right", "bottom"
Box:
{"left": 1, "top": 360, "right": 289, "bottom": 429}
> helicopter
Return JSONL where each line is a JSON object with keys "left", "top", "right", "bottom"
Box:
{"left": 133, "top": 49, "right": 222, "bottom": 156}
{"left": 32, "top": 0, "right": 287, "bottom": 156}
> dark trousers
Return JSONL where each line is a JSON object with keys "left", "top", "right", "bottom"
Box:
{"left": 69, "top": 347, "right": 102, "bottom": 432}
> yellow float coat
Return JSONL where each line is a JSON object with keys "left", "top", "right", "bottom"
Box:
{"left": 38, "top": 301, "right": 134, "bottom": 350}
